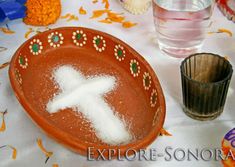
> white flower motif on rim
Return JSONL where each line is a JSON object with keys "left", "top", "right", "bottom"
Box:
{"left": 93, "top": 35, "right": 106, "bottom": 52}
{"left": 150, "top": 89, "right": 158, "bottom": 108}
{"left": 72, "top": 30, "right": 87, "bottom": 47}
{"left": 114, "top": 44, "right": 126, "bottom": 61}
{"left": 18, "top": 54, "right": 28, "bottom": 69}
{"left": 130, "top": 59, "right": 140, "bottom": 77}
{"left": 29, "top": 39, "right": 43, "bottom": 55}
{"left": 48, "top": 32, "right": 64, "bottom": 48}
{"left": 143, "top": 72, "right": 152, "bottom": 90}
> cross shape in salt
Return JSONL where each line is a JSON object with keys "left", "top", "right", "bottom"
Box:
{"left": 47, "top": 66, "right": 131, "bottom": 145}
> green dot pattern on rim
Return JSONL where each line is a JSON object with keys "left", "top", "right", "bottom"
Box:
{"left": 32, "top": 44, "right": 39, "bottom": 52}
{"left": 95, "top": 38, "right": 101, "bottom": 46}
{"left": 52, "top": 35, "right": 60, "bottom": 43}
{"left": 19, "top": 56, "right": 25, "bottom": 65}
{"left": 117, "top": 49, "right": 123, "bottom": 57}
{"left": 132, "top": 63, "right": 138, "bottom": 73}
{"left": 76, "top": 34, "right": 82, "bottom": 40}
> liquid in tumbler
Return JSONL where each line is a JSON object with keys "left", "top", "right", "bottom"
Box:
{"left": 153, "top": 0, "right": 214, "bottom": 58}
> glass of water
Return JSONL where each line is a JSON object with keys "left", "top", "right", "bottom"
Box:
{"left": 152, "top": 0, "right": 215, "bottom": 58}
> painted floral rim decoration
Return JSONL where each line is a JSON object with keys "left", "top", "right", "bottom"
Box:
{"left": 15, "top": 69, "right": 22, "bottom": 85}
{"left": 143, "top": 72, "right": 152, "bottom": 90}
{"left": 150, "top": 89, "right": 157, "bottom": 108}
{"left": 18, "top": 54, "right": 28, "bottom": 69}
{"left": 29, "top": 39, "right": 43, "bottom": 55}
{"left": 48, "top": 32, "right": 64, "bottom": 48}
{"left": 130, "top": 59, "right": 140, "bottom": 77}
{"left": 16, "top": 28, "right": 160, "bottom": 110}
{"left": 114, "top": 44, "right": 126, "bottom": 61}
{"left": 72, "top": 30, "right": 87, "bottom": 47}
{"left": 93, "top": 35, "right": 106, "bottom": 52}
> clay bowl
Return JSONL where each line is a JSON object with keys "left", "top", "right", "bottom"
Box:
{"left": 9, "top": 27, "right": 165, "bottom": 158}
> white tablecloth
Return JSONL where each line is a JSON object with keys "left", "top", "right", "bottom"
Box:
{"left": 0, "top": 1, "right": 234, "bottom": 167}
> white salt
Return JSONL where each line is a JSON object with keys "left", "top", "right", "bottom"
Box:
{"left": 47, "top": 65, "right": 132, "bottom": 145}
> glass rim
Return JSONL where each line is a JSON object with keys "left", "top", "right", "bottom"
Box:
{"left": 180, "top": 53, "right": 233, "bottom": 86}
{"left": 152, "top": 0, "right": 215, "bottom": 13}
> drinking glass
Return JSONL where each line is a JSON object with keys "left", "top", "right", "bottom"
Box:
{"left": 152, "top": 0, "right": 215, "bottom": 58}
{"left": 181, "top": 53, "right": 233, "bottom": 121}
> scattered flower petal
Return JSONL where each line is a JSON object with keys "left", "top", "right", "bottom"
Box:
{"left": 60, "top": 13, "right": 71, "bottom": 19}
{"left": 9, "top": 146, "right": 17, "bottom": 160}
{"left": 25, "top": 28, "right": 34, "bottom": 39}
{"left": 0, "top": 28, "right": 15, "bottom": 34}
{"left": 0, "top": 145, "right": 17, "bottom": 160}
{"left": 92, "top": 0, "right": 98, "bottom": 3}
{"left": 0, "top": 110, "right": 7, "bottom": 132}
{"left": 218, "top": 28, "right": 233, "bottom": 37}
{"left": 90, "top": 9, "right": 110, "bottom": 19}
{"left": 122, "top": 21, "right": 137, "bottom": 28}
{"left": 159, "top": 128, "right": 172, "bottom": 136}
{"left": 208, "top": 28, "right": 233, "bottom": 37}
{"left": 37, "top": 138, "right": 53, "bottom": 163}
{"left": 102, "top": 0, "right": 110, "bottom": 9}
{"left": 67, "top": 15, "right": 79, "bottom": 22}
{"left": 53, "top": 164, "right": 59, "bottom": 167}
{"left": 61, "top": 13, "right": 78, "bottom": 22}
{"left": 98, "top": 18, "right": 112, "bottom": 24}
{"left": 107, "top": 12, "right": 125, "bottom": 23}
{"left": 79, "top": 6, "right": 87, "bottom": 15}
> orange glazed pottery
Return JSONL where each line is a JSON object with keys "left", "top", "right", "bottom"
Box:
{"left": 9, "top": 27, "right": 166, "bottom": 158}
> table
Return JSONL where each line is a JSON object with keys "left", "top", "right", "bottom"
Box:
{"left": 0, "top": 0, "right": 234, "bottom": 166}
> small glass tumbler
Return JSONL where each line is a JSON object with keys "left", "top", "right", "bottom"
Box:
{"left": 152, "top": 0, "right": 215, "bottom": 58}
{"left": 180, "top": 53, "right": 233, "bottom": 121}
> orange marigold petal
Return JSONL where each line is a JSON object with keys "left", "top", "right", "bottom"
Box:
{"left": 0, "top": 28, "right": 15, "bottom": 34}
{"left": 207, "top": 32, "right": 214, "bottom": 35}
{"left": 159, "top": 128, "right": 172, "bottom": 136}
{"left": 79, "top": 6, "right": 87, "bottom": 15}
{"left": 25, "top": 28, "right": 34, "bottom": 39}
{"left": 98, "top": 19, "right": 112, "bottom": 24}
{"left": 60, "top": 13, "right": 71, "bottom": 19}
{"left": 107, "top": 12, "right": 125, "bottom": 23}
{"left": 37, "top": 138, "right": 53, "bottom": 158}
{"left": 53, "top": 164, "right": 59, "bottom": 167}
{"left": 66, "top": 15, "right": 79, "bottom": 22}
{"left": 90, "top": 9, "right": 110, "bottom": 19}
{"left": 218, "top": 28, "right": 233, "bottom": 37}
{"left": 0, "top": 118, "right": 6, "bottom": 132}
{"left": 122, "top": 21, "right": 137, "bottom": 28}
{"left": 102, "top": 0, "right": 110, "bottom": 9}
{"left": 0, "top": 110, "right": 7, "bottom": 132}
{"left": 0, "top": 145, "right": 17, "bottom": 160}
{"left": 92, "top": 0, "right": 98, "bottom": 3}
{"left": 9, "top": 146, "right": 17, "bottom": 160}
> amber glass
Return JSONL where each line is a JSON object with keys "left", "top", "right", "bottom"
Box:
{"left": 181, "top": 53, "right": 233, "bottom": 120}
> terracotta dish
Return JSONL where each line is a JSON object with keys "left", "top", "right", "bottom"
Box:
{"left": 9, "top": 27, "right": 166, "bottom": 158}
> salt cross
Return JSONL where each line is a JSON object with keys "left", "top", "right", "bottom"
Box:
{"left": 47, "top": 66, "right": 131, "bottom": 145}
